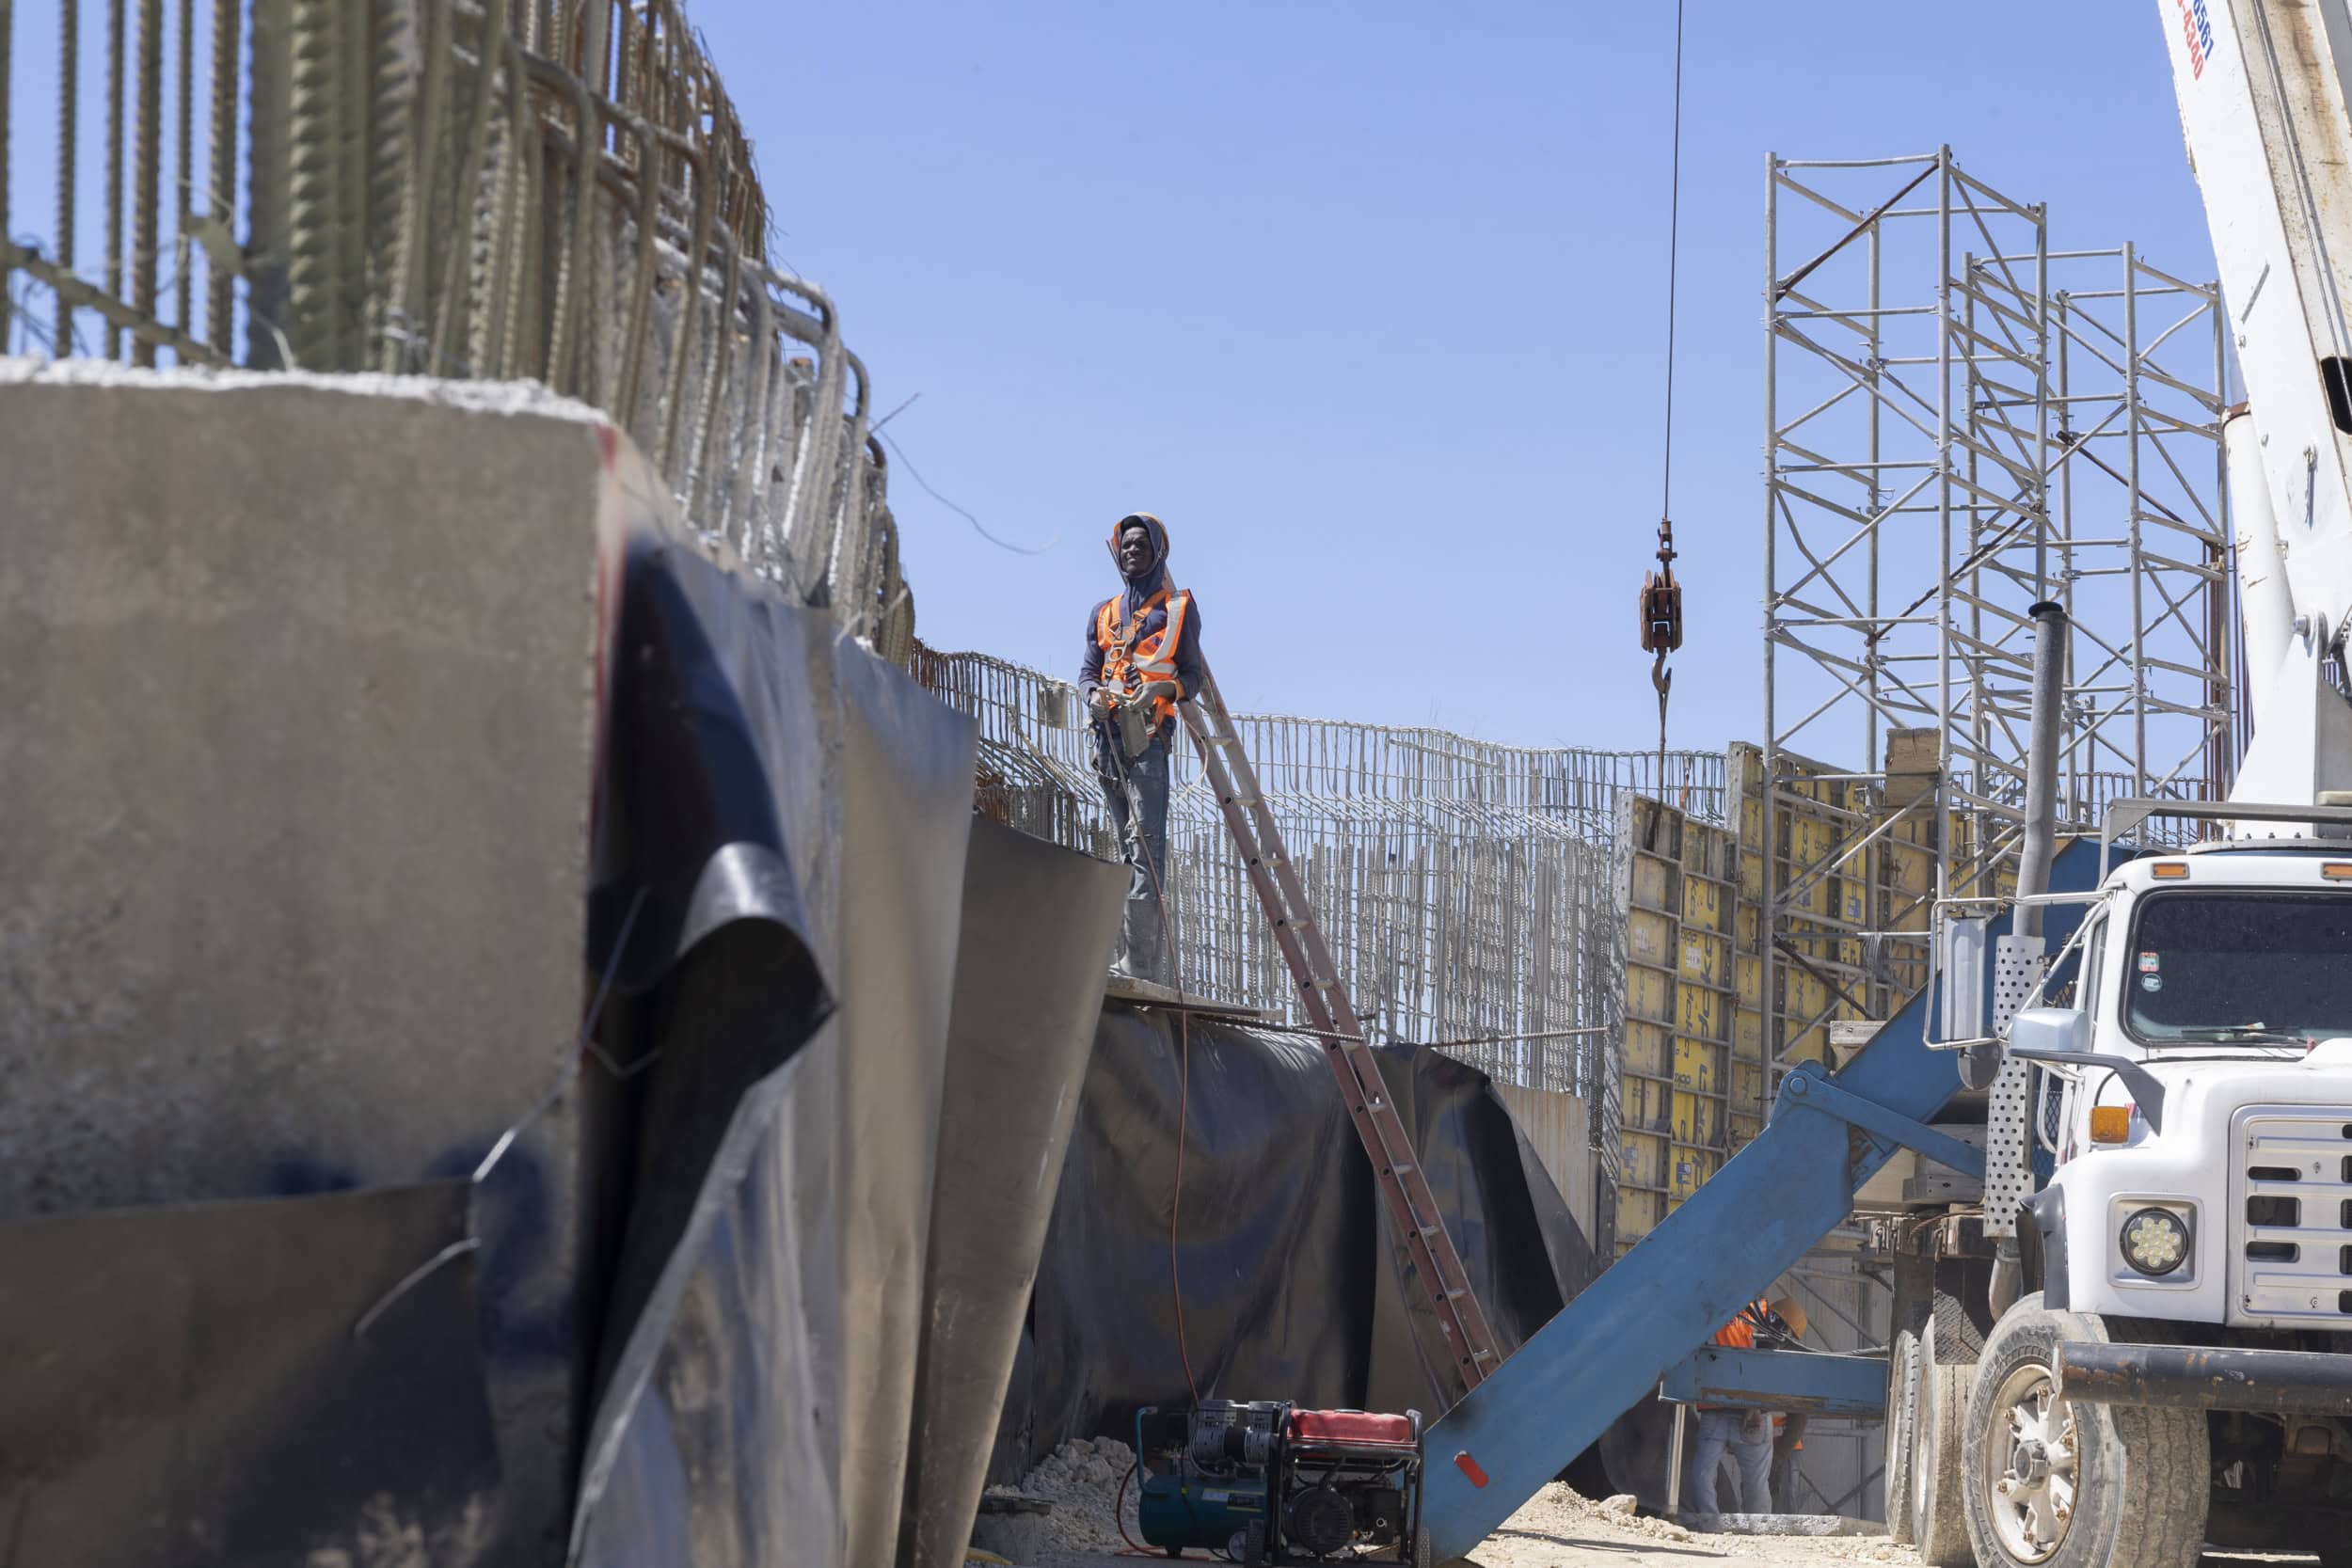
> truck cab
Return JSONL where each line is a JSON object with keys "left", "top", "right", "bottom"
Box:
{"left": 2032, "top": 845, "right": 2352, "bottom": 1330}
{"left": 1926, "top": 837, "right": 2352, "bottom": 1568}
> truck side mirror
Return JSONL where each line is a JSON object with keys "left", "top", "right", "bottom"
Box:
{"left": 2009, "top": 1006, "right": 2089, "bottom": 1056}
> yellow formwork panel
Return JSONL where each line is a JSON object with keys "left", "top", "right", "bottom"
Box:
{"left": 1609, "top": 740, "right": 1988, "bottom": 1254}
{"left": 1613, "top": 794, "right": 1740, "bottom": 1253}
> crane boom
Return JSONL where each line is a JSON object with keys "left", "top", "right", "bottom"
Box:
{"left": 2162, "top": 0, "right": 2352, "bottom": 805}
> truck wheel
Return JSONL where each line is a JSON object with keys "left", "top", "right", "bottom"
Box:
{"left": 1912, "top": 1316, "right": 1974, "bottom": 1568}
{"left": 1961, "top": 1294, "right": 2206, "bottom": 1568}
{"left": 1883, "top": 1327, "right": 1919, "bottom": 1545}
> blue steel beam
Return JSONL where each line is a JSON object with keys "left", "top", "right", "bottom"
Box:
{"left": 1659, "top": 1347, "right": 1888, "bottom": 1418}
{"left": 1419, "top": 840, "right": 2103, "bottom": 1562}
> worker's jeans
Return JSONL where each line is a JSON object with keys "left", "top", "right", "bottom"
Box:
{"left": 1095, "top": 729, "right": 1172, "bottom": 984}
{"left": 1690, "top": 1410, "right": 1773, "bottom": 1515}
{"left": 1771, "top": 1413, "right": 1807, "bottom": 1513}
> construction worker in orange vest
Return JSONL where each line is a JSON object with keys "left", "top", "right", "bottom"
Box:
{"left": 1078, "top": 513, "right": 1205, "bottom": 984}
{"left": 1689, "top": 1296, "right": 1808, "bottom": 1515}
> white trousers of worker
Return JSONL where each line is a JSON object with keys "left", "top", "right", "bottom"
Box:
{"left": 1690, "top": 1410, "right": 1773, "bottom": 1514}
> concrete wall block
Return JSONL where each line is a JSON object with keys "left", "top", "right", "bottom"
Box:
{"left": 0, "top": 365, "right": 606, "bottom": 1216}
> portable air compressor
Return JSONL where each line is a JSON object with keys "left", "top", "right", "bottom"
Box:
{"left": 1133, "top": 1400, "right": 1423, "bottom": 1564}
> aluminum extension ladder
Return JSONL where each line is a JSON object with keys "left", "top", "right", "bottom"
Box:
{"left": 1180, "top": 667, "right": 1502, "bottom": 1390}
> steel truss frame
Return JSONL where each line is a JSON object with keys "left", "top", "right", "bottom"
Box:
{"left": 1761, "top": 149, "right": 2231, "bottom": 1101}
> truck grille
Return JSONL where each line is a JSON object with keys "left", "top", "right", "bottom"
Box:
{"left": 2233, "top": 1108, "right": 2352, "bottom": 1323}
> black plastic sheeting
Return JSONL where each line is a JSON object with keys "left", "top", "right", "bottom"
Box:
{"left": 571, "top": 535, "right": 1132, "bottom": 1568}
{"left": 573, "top": 814, "right": 1124, "bottom": 1568}
{"left": 994, "top": 1008, "right": 1608, "bottom": 1483}
{"left": 0, "top": 1180, "right": 501, "bottom": 1567}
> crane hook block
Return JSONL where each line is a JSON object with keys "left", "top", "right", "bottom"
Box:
{"left": 1639, "top": 567, "right": 1683, "bottom": 655}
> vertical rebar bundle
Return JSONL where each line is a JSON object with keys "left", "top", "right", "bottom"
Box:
{"left": 0, "top": 0, "right": 913, "bottom": 644}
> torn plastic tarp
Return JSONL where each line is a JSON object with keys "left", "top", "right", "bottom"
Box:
{"left": 583, "top": 535, "right": 1162, "bottom": 1568}
{"left": 995, "top": 1008, "right": 1607, "bottom": 1484}
{"left": 0, "top": 1180, "right": 500, "bottom": 1567}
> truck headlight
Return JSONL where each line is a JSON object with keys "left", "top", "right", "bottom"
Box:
{"left": 2120, "top": 1207, "right": 2190, "bottom": 1277}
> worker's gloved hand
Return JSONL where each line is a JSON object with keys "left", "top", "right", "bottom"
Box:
{"left": 1136, "top": 680, "right": 1181, "bottom": 705}
{"left": 1087, "top": 686, "right": 1117, "bottom": 714}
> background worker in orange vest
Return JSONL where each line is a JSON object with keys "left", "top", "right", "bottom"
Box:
{"left": 1689, "top": 1296, "right": 1809, "bottom": 1516}
{"left": 1079, "top": 513, "right": 1205, "bottom": 984}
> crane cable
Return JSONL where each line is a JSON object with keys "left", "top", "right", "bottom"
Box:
{"left": 1640, "top": 0, "right": 1689, "bottom": 787}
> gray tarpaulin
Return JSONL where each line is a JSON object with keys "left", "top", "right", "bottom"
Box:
{"left": 832, "top": 646, "right": 984, "bottom": 1568}
{"left": 572, "top": 1030, "right": 846, "bottom": 1568}
{"left": 898, "top": 817, "right": 1128, "bottom": 1568}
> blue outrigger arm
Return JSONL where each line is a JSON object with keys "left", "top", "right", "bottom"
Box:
{"left": 1418, "top": 840, "right": 2103, "bottom": 1562}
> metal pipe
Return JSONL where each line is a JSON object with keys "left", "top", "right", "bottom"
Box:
{"left": 2014, "top": 601, "right": 2067, "bottom": 942}
{"left": 1665, "top": 1402, "right": 1688, "bottom": 1518}
{"left": 2058, "top": 1342, "right": 2352, "bottom": 1416}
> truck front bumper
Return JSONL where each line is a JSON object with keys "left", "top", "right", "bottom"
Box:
{"left": 2057, "top": 1341, "right": 2352, "bottom": 1417}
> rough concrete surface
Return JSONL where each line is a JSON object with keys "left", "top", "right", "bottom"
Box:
{"left": 0, "top": 362, "right": 615, "bottom": 1563}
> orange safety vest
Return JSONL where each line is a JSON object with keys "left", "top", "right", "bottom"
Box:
{"left": 1094, "top": 588, "right": 1194, "bottom": 724}
{"left": 1712, "top": 1298, "right": 1771, "bottom": 1351}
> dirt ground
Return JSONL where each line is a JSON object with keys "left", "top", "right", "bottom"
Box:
{"left": 1012, "top": 1481, "right": 2321, "bottom": 1568}
{"left": 1455, "top": 1485, "right": 1913, "bottom": 1568}
{"left": 1022, "top": 1483, "right": 1921, "bottom": 1568}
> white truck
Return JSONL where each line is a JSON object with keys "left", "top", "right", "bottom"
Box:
{"left": 1883, "top": 6, "right": 2352, "bottom": 1567}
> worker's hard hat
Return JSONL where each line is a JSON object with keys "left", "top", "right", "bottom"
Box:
{"left": 1768, "top": 1297, "right": 1808, "bottom": 1340}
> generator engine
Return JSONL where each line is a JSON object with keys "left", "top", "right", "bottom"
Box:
{"left": 1134, "top": 1400, "right": 1423, "bottom": 1564}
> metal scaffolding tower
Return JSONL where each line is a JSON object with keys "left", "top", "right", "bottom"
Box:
{"left": 1760, "top": 149, "right": 2232, "bottom": 1091}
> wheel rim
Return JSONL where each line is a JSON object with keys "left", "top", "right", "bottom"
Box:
{"left": 1983, "top": 1361, "right": 2078, "bottom": 1563}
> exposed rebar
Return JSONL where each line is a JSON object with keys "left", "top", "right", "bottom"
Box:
{"left": 204, "top": 0, "right": 238, "bottom": 347}
{"left": 283, "top": 0, "right": 342, "bottom": 365}
{"left": 105, "top": 0, "right": 125, "bottom": 358}
{"left": 131, "top": 0, "right": 162, "bottom": 365}
{"left": 173, "top": 0, "right": 192, "bottom": 339}
{"left": 56, "top": 0, "right": 78, "bottom": 355}
{"left": 0, "top": 0, "right": 13, "bottom": 346}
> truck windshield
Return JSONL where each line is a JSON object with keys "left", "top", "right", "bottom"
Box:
{"left": 2124, "top": 890, "right": 2352, "bottom": 1044}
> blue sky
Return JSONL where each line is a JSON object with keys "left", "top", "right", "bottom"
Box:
{"left": 0, "top": 2, "right": 2218, "bottom": 757}
{"left": 679, "top": 0, "right": 2217, "bottom": 756}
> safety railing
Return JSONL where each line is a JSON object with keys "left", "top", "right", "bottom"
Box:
{"left": 914, "top": 641, "right": 1728, "bottom": 1093}
{"left": 0, "top": 0, "right": 912, "bottom": 657}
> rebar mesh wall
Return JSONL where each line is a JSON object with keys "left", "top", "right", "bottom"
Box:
{"left": 915, "top": 643, "right": 1724, "bottom": 1094}
{"left": 0, "top": 0, "right": 913, "bottom": 656}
